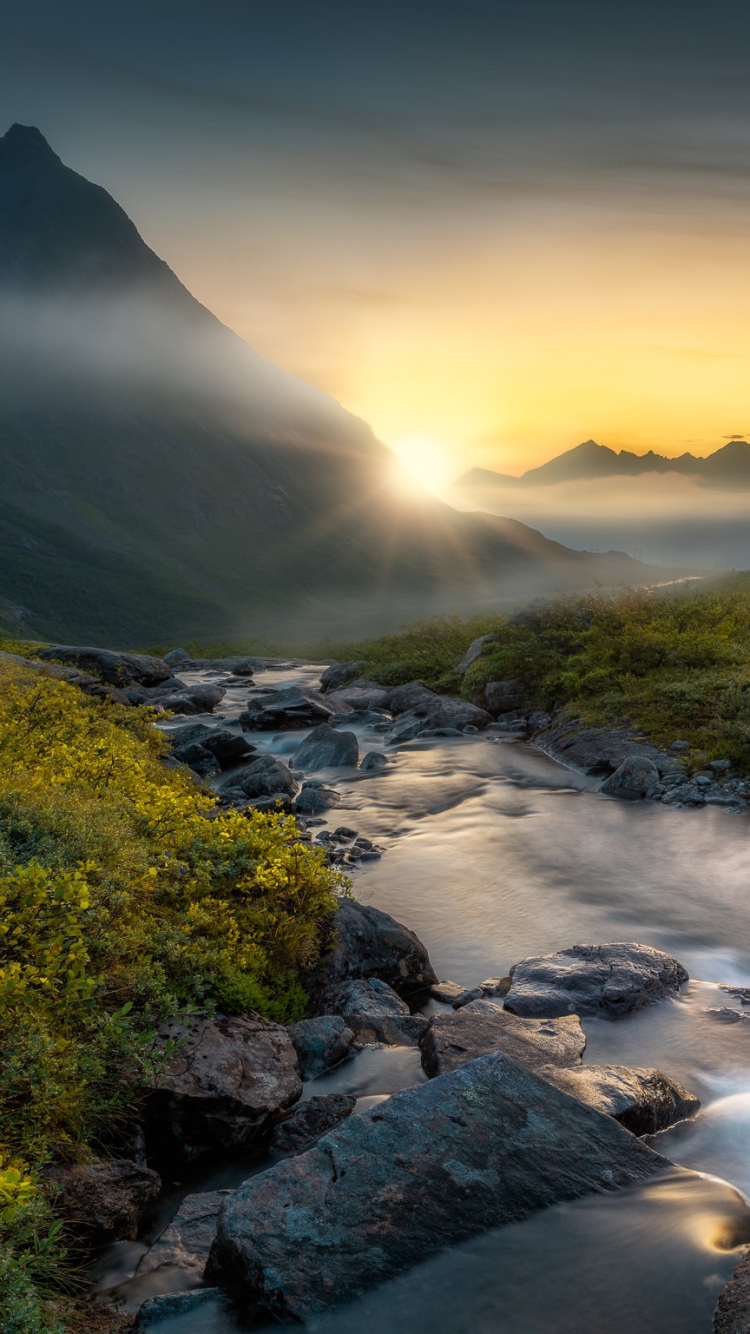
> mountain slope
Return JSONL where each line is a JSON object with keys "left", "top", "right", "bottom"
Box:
{"left": 0, "top": 126, "right": 669, "bottom": 644}
{"left": 459, "top": 439, "right": 750, "bottom": 491}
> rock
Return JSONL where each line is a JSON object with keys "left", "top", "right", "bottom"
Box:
{"left": 162, "top": 648, "right": 191, "bottom": 665}
{"left": 239, "top": 685, "right": 350, "bottom": 730}
{"left": 528, "top": 710, "right": 552, "bottom": 730}
{"left": 504, "top": 943, "right": 689, "bottom": 1019}
{"left": 292, "top": 722, "right": 359, "bottom": 770}
{"left": 453, "top": 976, "right": 511, "bottom": 1008}
{"left": 136, "top": 1189, "right": 232, "bottom": 1280}
{"left": 483, "top": 678, "right": 526, "bottom": 714}
{"left": 705, "top": 1008, "right": 750, "bottom": 1023}
{"left": 146, "top": 1014, "right": 302, "bottom": 1159}
{"left": 327, "top": 681, "right": 392, "bottom": 711}
{"left": 671, "top": 739, "right": 690, "bottom": 751}
{"left": 37, "top": 645, "right": 174, "bottom": 687}
{"left": 600, "top": 755, "right": 660, "bottom": 800}
{"left": 533, "top": 714, "right": 667, "bottom": 778}
{"left": 458, "top": 634, "right": 498, "bottom": 674}
{"left": 319, "top": 661, "right": 366, "bottom": 693}
{"left": 135, "top": 1289, "right": 230, "bottom": 1330}
{"left": 288, "top": 1015, "right": 355, "bottom": 1080}
{"left": 168, "top": 724, "right": 255, "bottom": 770}
{"left": 328, "top": 977, "right": 427, "bottom": 1046}
{"left": 244, "top": 793, "right": 294, "bottom": 813}
{"left": 420, "top": 1007, "right": 586, "bottom": 1080}
{"left": 271, "top": 1094, "right": 357, "bottom": 1153}
{"left": 429, "top": 980, "right": 467, "bottom": 1003}
{"left": 227, "top": 755, "right": 297, "bottom": 799}
{"left": 293, "top": 782, "right": 341, "bottom": 813}
{"left": 714, "top": 1248, "right": 750, "bottom": 1333}
{"left": 386, "top": 681, "right": 437, "bottom": 715}
{"left": 542, "top": 1065, "right": 700, "bottom": 1136}
{"left": 156, "top": 683, "right": 226, "bottom": 714}
{"left": 360, "top": 751, "right": 389, "bottom": 772}
{"left": 44, "top": 1159, "right": 161, "bottom": 1244}
{"left": 170, "top": 740, "right": 218, "bottom": 774}
{"left": 709, "top": 759, "right": 732, "bottom": 773}
{"left": 309, "top": 897, "right": 438, "bottom": 1007}
{"left": 207, "top": 1052, "right": 669, "bottom": 1320}
{"left": 386, "top": 696, "right": 492, "bottom": 744}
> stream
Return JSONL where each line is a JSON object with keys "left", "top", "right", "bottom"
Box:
{"left": 96, "top": 662, "right": 750, "bottom": 1332}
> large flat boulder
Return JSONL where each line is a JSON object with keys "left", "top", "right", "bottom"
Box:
{"left": 44, "top": 1160, "right": 161, "bottom": 1244}
{"left": 420, "top": 1007, "right": 586, "bottom": 1079}
{"left": 147, "top": 1015, "right": 302, "bottom": 1159}
{"left": 504, "top": 943, "right": 688, "bottom": 1019}
{"left": 38, "top": 645, "right": 173, "bottom": 687}
{"left": 309, "top": 897, "right": 438, "bottom": 1007}
{"left": 292, "top": 722, "right": 359, "bottom": 770}
{"left": 208, "top": 1053, "right": 670, "bottom": 1320}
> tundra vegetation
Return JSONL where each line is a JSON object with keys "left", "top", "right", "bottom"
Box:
{"left": 0, "top": 656, "right": 340, "bottom": 1331}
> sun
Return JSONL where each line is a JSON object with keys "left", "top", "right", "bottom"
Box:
{"left": 390, "top": 434, "right": 456, "bottom": 498}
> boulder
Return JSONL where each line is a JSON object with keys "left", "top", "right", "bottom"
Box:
{"left": 207, "top": 1053, "right": 669, "bottom": 1320}
{"left": 309, "top": 897, "right": 438, "bottom": 1007}
{"left": 533, "top": 715, "right": 667, "bottom": 778}
{"left": 429, "top": 980, "right": 467, "bottom": 1003}
{"left": 458, "top": 634, "right": 497, "bottom": 674}
{"left": 386, "top": 682, "right": 437, "bottom": 715}
{"left": 714, "top": 1248, "right": 750, "bottom": 1333}
{"left": 136, "top": 1189, "right": 232, "bottom": 1281}
{"left": 483, "top": 678, "right": 526, "bottom": 714}
{"left": 44, "top": 1159, "right": 161, "bottom": 1244}
{"left": 136, "top": 1289, "right": 230, "bottom": 1330}
{"left": 600, "top": 755, "right": 660, "bottom": 800}
{"left": 541, "top": 1064, "right": 700, "bottom": 1136}
{"left": 327, "top": 681, "right": 392, "bottom": 711}
{"left": 420, "top": 1007, "right": 586, "bottom": 1080}
{"left": 239, "top": 685, "right": 350, "bottom": 731}
{"left": 270, "top": 1094, "right": 357, "bottom": 1154}
{"left": 37, "top": 645, "right": 173, "bottom": 687}
{"left": 360, "top": 751, "right": 389, "bottom": 773}
{"left": 292, "top": 723, "right": 359, "bottom": 770}
{"left": 293, "top": 781, "right": 341, "bottom": 813}
{"left": 319, "top": 661, "right": 366, "bottom": 693}
{"left": 146, "top": 1014, "right": 302, "bottom": 1159}
{"left": 328, "top": 977, "right": 427, "bottom": 1046}
{"left": 288, "top": 1015, "right": 355, "bottom": 1080}
{"left": 386, "top": 696, "right": 492, "bottom": 745}
{"left": 452, "top": 976, "right": 511, "bottom": 1009}
{"left": 168, "top": 724, "right": 255, "bottom": 770}
{"left": 504, "top": 943, "right": 689, "bottom": 1019}
{"left": 228, "top": 755, "right": 297, "bottom": 799}
{"left": 162, "top": 648, "right": 190, "bottom": 666}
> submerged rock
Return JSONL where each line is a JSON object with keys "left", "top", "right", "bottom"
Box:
{"left": 288, "top": 1015, "right": 355, "bottom": 1080}
{"left": 328, "top": 977, "right": 427, "bottom": 1046}
{"left": 208, "top": 1053, "right": 669, "bottom": 1320}
{"left": 600, "top": 755, "right": 660, "bottom": 800}
{"left": 309, "top": 897, "right": 438, "bottom": 1007}
{"left": 146, "top": 1015, "right": 302, "bottom": 1159}
{"left": 504, "top": 943, "right": 688, "bottom": 1019}
{"left": 44, "top": 1159, "right": 160, "bottom": 1244}
{"left": 271, "top": 1093, "right": 357, "bottom": 1154}
{"left": 292, "top": 722, "right": 359, "bottom": 770}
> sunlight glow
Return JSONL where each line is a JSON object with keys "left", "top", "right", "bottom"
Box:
{"left": 390, "top": 434, "right": 457, "bottom": 497}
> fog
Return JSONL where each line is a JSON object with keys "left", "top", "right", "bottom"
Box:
{"left": 450, "top": 472, "right": 750, "bottom": 571}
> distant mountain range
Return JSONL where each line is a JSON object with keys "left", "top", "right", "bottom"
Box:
{"left": 458, "top": 438, "right": 750, "bottom": 490}
{"left": 0, "top": 127, "right": 675, "bottom": 645}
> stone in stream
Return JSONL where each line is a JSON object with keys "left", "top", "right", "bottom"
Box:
{"left": 239, "top": 685, "right": 350, "bottom": 731}
{"left": 292, "top": 722, "right": 359, "bottom": 770}
{"left": 146, "top": 1015, "right": 302, "bottom": 1160}
{"left": 327, "top": 681, "right": 392, "bottom": 711}
{"left": 135, "top": 1289, "right": 231, "bottom": 1331}
{"left": 288, "top": 1015, "right": 355, "bottom": 1080}
{"left": 207, "top": 1052, "right": 670, "bottom": 1321}
{"left": 714, "top": 1249, "right": 750, "bottom": 1333}
{"left": 420, "top": 1007, "right": 586, "bottom": 1081}
{"left": 429, "top": 979, "right": 468, "bottom": 1003}
{"left": 319, "top": 660, "right": 366, "bottom": 693}
{"left": 385, "top": 695, "right": 491, "bottom": 744}
{"left": 452, "top": 976, "right": 511, "bottom": 1009}
{"left": 168, "top": 724, "right": 255, "bottom": 771}
{"left": 270, "top": 1093, "right": 357, "bottom": 1154}
{"left": 386, "top": 681, "right": 438, "bottom": 715}
{"left": 293, "top": 781, "right": 341, "bottom": 813}
{"left": 43, "top": 1160, "right": 161, "bottom": 1244}
{"left": 156, "top": 683, "right": 226, "bottom": 714}
{"left": 542, "top": 1064, "right": 700, "bottom": 1136}
{"left": 308, "top": 897, "right": 438, "bottom": 1008}
{"left": 227, "top": 754, "right": 297, "bottom": 799}
{"left": 360, "top": 750, "right": 389, "bottom": 772}
{"left": 136, "top": 1189, "right": 233, "bottom": 1281}
{"left": 327, "top": 977, "right": 427, "bottom": 1046}
{"left": 504, "top": 943, "right": 688, "bottom": 1019}
{"left": 600, "top": 755, "right": 660, "bottom": 800}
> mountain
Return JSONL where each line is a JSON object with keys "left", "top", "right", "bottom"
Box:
{"left": 0, "top": 126, "right": 672, "bottom": 645}
{"left": 458, "top": 439, "right": 750, "bottom": 491}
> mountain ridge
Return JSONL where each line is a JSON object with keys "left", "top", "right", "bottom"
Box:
{"left": 458, "top": 438, "right": 750, "bottom": 490}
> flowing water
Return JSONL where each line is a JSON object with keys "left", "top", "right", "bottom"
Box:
{"left": 101, "top": 663, "right": 750, "bottom": 1331}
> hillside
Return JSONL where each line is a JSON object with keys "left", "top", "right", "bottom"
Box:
{"left": 0, "top": 126, "right": 671, "bottom": 645}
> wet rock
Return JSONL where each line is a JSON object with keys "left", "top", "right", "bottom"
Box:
{"left": 360, "top": 750, "right": 389, "bottom": 773}
{"left": 227, "top": 754, "right": 297, "bottom": 799}
{"left": 240, "top": 685, "right": 349, "bottom": 731}
{"left": 534, "top": 714, "right": 667, "bottom": 777}
{"left": 420, "top": 1007, "right": 586, "bottom": 1080}
{"left": 386, "top": 696, "right": 492, "bottom": 744}
{"left": 292, "top": 722, "right": 359, "bottom": 770}
{"left": 386, "top": 681, "right": 437, "bottom": 715}
{"left": 328, "top": 977, "right": 427, "bottom": 1046}
{"left": 310, "top": 897, "right": 438, "bottom": 1007}
{"left": 168, "top": 724, "right": 255, "bottom": 770}
{"left": 429, "top": 980, "right": 467, "bottom": 1003}
{"left": 44, "top": 1159, "right": 161, "bottom": 1244}
{"left": 541, "top": 1064, "right": 700, "bottom": 1135}
{"left": 146, "top": 1014, "right": 302, "bottom": 1159}
{"left": 271, "top": 1094, "right": 357, "bottom": 1153}
{"left": 289, "top": 1015, "right": 355, "bottom": 1080}
{"left": 136, "top": 1189, "right": 232, "bottom": 1281}
{"left": 135, "top": 1289, "right": 230, "bottom": 1330}
{"left": 208, "top": 1053, "right": 669, "bottom": 1321}
{"left": 504, "top": 943, "right": 689, "bottom": 1019}
{"left": 327, "top": 681, "right": 392, "bottom": 711}
{"left": 293, "top": 781, "right": 341, "bottom": 813}
{"left": 453, "top": 976, "right": 511, "bottom": 1009}
{"left": 714, "top": 1248, "right": 750, "bottom": 1333}
{"left": 483, "top": 679, "right": 526, "bottom": 714}
{"left": 705, "top": 1008, "right": 750, "bottom": 1023}
{"left": 163, "top": 648, "right": 190, "bottom": 666}
{"left": 37, "top": 645, "right": 173, "bottom": 687}
{"left": 458, "top": 634, "right": 498, "bottom": 674}
{"left": 600, "top": 755, "right": 660, "bottom": 800}
{"left": 319, "top": 661, "right": 366, "bottom": 693}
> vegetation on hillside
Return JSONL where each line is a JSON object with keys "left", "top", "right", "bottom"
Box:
{"left": 0, "top": 657, "right": 341, "bottom": 1330}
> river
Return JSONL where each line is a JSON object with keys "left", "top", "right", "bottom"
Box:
{"left": 98, "top": 662, "right": 750, "bottom": 1332}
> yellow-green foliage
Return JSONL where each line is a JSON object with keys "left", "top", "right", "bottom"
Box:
{"left": 0, "top": 658, "right": 341, "bottom": 1169}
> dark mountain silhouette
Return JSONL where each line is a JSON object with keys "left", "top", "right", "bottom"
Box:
{"left": 0, "top": 126, "right": 670, "bottom": 644}
{"left": 459, "top": 439, "right": 750, "bottom": 491}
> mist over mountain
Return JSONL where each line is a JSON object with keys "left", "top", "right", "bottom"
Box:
{"left": 459, "top": 438, "right": 750, "bottom": 490}
{"left": 0, "top": 127, "right": 670, "bottom": 645}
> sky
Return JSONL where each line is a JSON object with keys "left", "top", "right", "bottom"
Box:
{"left": 2, "top": 0, "right": 750, "bottom": 484}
